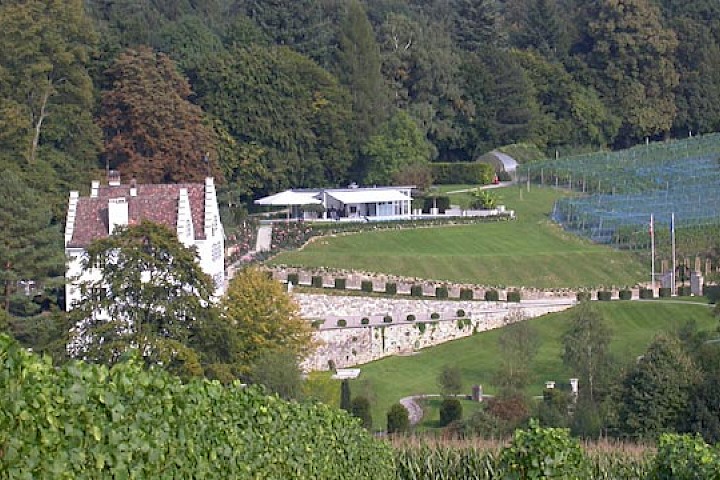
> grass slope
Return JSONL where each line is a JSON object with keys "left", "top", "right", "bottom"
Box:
{"left": 271, "top": 186, "right": 646, "bottom": 289}
{"left": 354, "top": 301, "right": 716, "bottom": 429}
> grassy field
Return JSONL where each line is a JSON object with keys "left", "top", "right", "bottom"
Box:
{"left": 352, "top": 301, "right": 717, "bottom": 430}
{"left": 271, "top": 186, "right": 647, "bottom": 289}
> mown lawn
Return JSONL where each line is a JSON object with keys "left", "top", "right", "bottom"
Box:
{"left": 353, "top": 301, "right": 716, "bottom": 431}
{"left": 270, "top": 186, "right": 647, "bottom": 289}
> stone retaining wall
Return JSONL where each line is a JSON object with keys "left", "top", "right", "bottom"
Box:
{"left": 297, "top": 293, "right": 574, "bottom": 371}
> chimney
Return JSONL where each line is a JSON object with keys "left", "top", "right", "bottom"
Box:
{"left": 108, "top": 170, "right": 121, "bottom": 186}
{"left": 90, "top": 180, "right": 100, "bottom": 198}
{"left": 130, "top": 178, "right": 137, "bottom": 197}
{"left": 108, "top": 197, "right": 128, "bottom": 234}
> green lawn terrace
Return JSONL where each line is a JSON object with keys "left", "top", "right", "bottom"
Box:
{"left": 522, "top": 133, "right": 720, "bottom": 252}
{"left": 270, "top": 186, "right": 647, "bottom": 290}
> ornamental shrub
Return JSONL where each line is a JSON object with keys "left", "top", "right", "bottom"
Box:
{"left": 406, "top": 314, "right": 416, "bottom": 322}
{"left": 387, "top": 403, "right": 410, "bottom": 434}
{"left": 484, "top": 289, "right": 500, "bottom": 302}
{"left": 659, "top": 287, "right": 672, "bottom": 298}
{"left": 0, "top": 335, "right": 393, "bottom": 479}
{"left": 619, "top": 289, "right": 632, "bottom": 300}
{"left": 498, "top": 420, "right": 589, "bottom": 479}
{"left": 287, "top": 273, "right": 299, "bottom": 286}
{"left": 334, "top": 278, "right": 347, "bottom": 290}
{"left": 640, "top": 288, "right": 654, "bottom": 299}
{"left": 430, "top": 312, "right": 440, "bottom": 320}
{"left": 361, "top": 317, "right": 370, "bottom": 325}
{"left": 421, "top": 195, "right": 451, "bottom": 213}
{"left": 383, "top": 315, "right": 393, "bottom": 323}
{"left": 439, "top": 398, "right": 463, "bottom": 426}
{"left": 337, "top": 319, "right": 347, "bottom": 327}
{"left": 459, "top": 288, "right": 473, "bottom": 300}
{"left": 385, "top": 282, "right": 397, "bottom": 295}
{"left": 361, "top": 280, "right": 373, "bottom": 293}
{"left": 410, "top": 285, "right": 423, "bottom": 297}
{"left": 506, "top": 290, "right": 521, "bottom": 303}
{"left": 677, "top": 285, "right": 691, "bottom": 297}
{"left": 435, "top": 286, "right": 449, "bottom": 299}
{"left": 576, "top": 291, "right": 591, "bottom": 302}
{"left": 312, "top": 275, "right": 323, "bottom": 288}
{"left": 597, "top": 290, "right": 612, "bottom": 301}
{"left": 456, "top": 309, "right": 466, "bottom": 318}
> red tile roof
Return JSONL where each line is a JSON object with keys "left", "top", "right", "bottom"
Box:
{"left": 67, "top": 183, "right": 206, "bottom": 248}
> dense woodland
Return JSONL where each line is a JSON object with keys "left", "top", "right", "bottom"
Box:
{"left": 2, "top": 0, "right": 720, "bottom": 305}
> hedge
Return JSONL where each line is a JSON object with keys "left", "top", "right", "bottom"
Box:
{"left": 287, "top": 273, "right": 299, "bottom": 286}
{"left": 361, "top": 317, "right": 370, "bottom": 325}
{"left": 459, "top": 288, "right": 473, "bottom": 300}
{"left": 410, "top": 285, "right": 423, "bottom": 297}
{"left": 430, "top": 162, "right": 494, "bottom": 185}
{"left": 659, "top": 287, "right": 672, "bottom": 298}
{"left": 619, "top": 290, "right": 632, "bottom": 300}
{"left": 335, "top": 278, "right": 347, "bottom": 290}
{"left": 435, "top": 286, "right": 449, "bottom": 299}
{"left": 456, "top": 309, "right": 466, "bottom": 318}
{"left": 506, "top": 290, "right": 521, "bottom": 303}
{"left": 677, "top": 285, "right": 691, "bottom": 297}
{"left": 597, "top": 291, "right": 612, "bottom": 301}
{"left": 484, "top": 290, "right": 500, "bottom": 302}
{"left": 421, "top": 195, "right": 451, "bottom": 213}
{"left": 385, "top": 282, "right": 397, "bottom": 295}
{"left": 312, "top": 275, "right": 323, "bottom": 288}
{"left": 0, "top": 335, "right": 393, "bottom": 479}
{"left": 383, "top": 315, "right": 393, "bottom": 323}
{"left": 639, "top": 288, "right": 654, "bottom": 299}
{"left": 576, "top": 291, "right": 591, "bottom": 302}
{"left": 337, "top": 319, "right": 347, "bottom": 327}
{"left": 361, "top": 280, "right": 373, "bottom": 293}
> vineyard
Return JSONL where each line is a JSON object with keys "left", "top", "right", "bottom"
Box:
{"left": 522, "top": 134, "right": 720, "bottom": 258}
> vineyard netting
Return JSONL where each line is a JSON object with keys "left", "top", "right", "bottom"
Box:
{"left": 521, "top": 134, "right": 720, "bottom": 253}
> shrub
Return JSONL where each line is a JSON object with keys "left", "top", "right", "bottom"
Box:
{"left": 287, "top": 273, "right": 299, "bottom": 286}
{"left": 439, "top": 398, "right": 463, "bottom": 426}
{"left": 484, "top": 289, "right": 500, "bottom": 302}
{"left": 506, "top": 290, "right": 521, "bottom": 303}
{"left": 312, "top": 275, "right": 323, "bottom": 288}
{"left": 383, "top": 315, "right": 393, "bottom": 323}
{"left": 639, "top": 288, "right": 654, "bottom": 299}
{"left": 498, "top": 420, "right": 589, "bottom": 478}
{"left": 0, "top": 335, "right": 393, "bottom": 479}
{"left": 652, "top": 433, "right": 720, "bottom": 479}
{"left": 677, "top": 285, "right": 691, "bottom": 297}
{"left": 337, "top": 319, "right": 347, "bottom": 327}
{"left": 456, "top": 309, "right": 466, "bottom": 318}
{"left": 659, "top": 287, "right": 672, "bottom": 298}
{"left": 351, "top": 396, "right": 373, "bottom": 430}
{"left": 576, "top": 291, "right": 591, "bottom": 302}
{"left": 430, "top": 162, "right": 494, "bottom": 185}
{"left": 385, "top": 282, "right": 397, "bottom": 295}
{"left": 459, "top": 288, "right": 473, "bottom": 300}
{"left": 597, "top": 290, "right": 612, "bottom": 301}
{"left": 619, "top": 289, "right": 632, "bottom": 300}
{"left": 435, "top": 286, "right": 449, "bottom": 299}
{"left": 387, "top": 403, "right": 410, "bottom": 434}
{"left": 406, "top": 314, "right": 416, "bottom": 322}
{"left": 417, "top": 323, "right": 426, "bottom": 334}
{"left": 410, "top": 285, "right": 423, "bottom": 297}
{"left": 361, "top": 317, "right": 370, "bottom": 325}
{"left": 430, "top": 312, "right": 440, "bottom": 320}
{"left": 361, "top": 280, "right": 373, "bottom": 293}
{"left": 421, "top": 195, "right": 451, "bottom": 213}
{"left": 334, "top": 278, "right": 346, "bottom": 290}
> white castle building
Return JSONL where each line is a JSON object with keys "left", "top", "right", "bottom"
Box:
{"left": 64, "top": 171, "right": 225, "bottom": 311}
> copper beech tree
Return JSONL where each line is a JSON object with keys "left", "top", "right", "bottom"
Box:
{"left": 99, "top": 46, "right": 219, "bottom": 184}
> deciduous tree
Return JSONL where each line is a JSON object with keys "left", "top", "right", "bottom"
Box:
{"left": 495, "top": 320, "right": 539, "bottom": 390}
{"left": 99, "top": 46, "right": 218, "bottom": 184}
{"left": 69, "top": 220, "right": 215, "bottom": 376}
{"left": 437, "top": 364, "right": 463, "bottom": 396}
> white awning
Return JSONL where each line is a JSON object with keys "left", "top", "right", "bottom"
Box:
{"left": 254, "top": 190, "right": 321, "bottom": 206}
{"left": 327, "top": 189, "right": 411, "bottom": 204}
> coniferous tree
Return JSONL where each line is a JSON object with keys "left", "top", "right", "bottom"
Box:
{"left": 451, "top": 0, "right": 505, "bottom": 52}
{"left": 336, "top": 0, "right": 388, "bottom": 151}
{"left": 351, "top": 396, "right": 373, "bottom": 430}
{"left": 99, "top": 46, "right": 219, "bottom": 184}
{"left": 340, "top": 379, "right": 352, "bottom": 412}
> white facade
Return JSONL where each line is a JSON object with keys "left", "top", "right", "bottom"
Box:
{"left": 64, "top": 176, "right": 225, "bottom": 311}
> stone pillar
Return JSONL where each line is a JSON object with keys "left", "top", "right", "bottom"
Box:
{"left": 472, "top": 385, "right": 483, "bottom": 402}
{"left": 570, "top": 378, "right": 579, "bottom": 396}
{"left": 691, "top": 272, "right": 704, "bottom": 296}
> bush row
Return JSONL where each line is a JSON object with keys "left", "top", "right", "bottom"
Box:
{"left": 0, "top": 335, "right": 392, "bottom": 479}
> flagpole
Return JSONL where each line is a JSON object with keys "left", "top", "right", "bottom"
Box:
{"left": 671, "top": 213, "right": 676, "bottom": 294}
{"left": 650, "top": 214, "right": 655, "bottom": 291}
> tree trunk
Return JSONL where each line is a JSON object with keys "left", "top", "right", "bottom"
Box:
{"left": 29, "top": 82, "right": 52, "bottom": 164}
{"left": 4, "top": 261, "right": 11, "bottom": 312}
